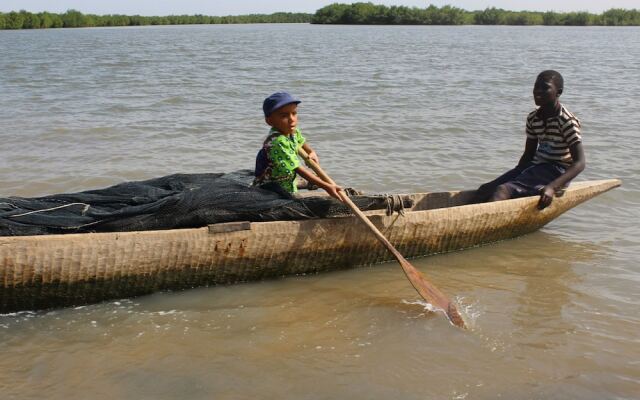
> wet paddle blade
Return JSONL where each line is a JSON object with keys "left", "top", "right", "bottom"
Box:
{"left": 399, "top": 258, "right": 466, "bottom": 328}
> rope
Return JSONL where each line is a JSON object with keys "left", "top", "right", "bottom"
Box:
{"left": 385, "top": 194, "right": 406, "bottom": 216}
{"left": 8, "top": 202, "right": 91, "bottom": 218}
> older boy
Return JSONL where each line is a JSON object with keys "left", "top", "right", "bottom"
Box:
{"left": 473, "top": 70, "right": 586, "bottom": 209}
{"left": 253, "top": 91, "right": 341, "bottom": 199}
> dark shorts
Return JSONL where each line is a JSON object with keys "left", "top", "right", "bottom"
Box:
{"left": 475, "top": 162, "right": 566, "bottom": 202}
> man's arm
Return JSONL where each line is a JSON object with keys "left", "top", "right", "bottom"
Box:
{"left": 538, "top": 142, "right": 586, "bottom": 209}
{"left": 517, "top": 137, "right": 538, "bottom": 168}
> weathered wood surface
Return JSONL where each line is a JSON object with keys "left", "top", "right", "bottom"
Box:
{"left": 0, "top": 179, "right": 620, "bottom": 312}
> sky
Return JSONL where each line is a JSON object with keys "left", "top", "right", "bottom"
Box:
{"left": 1, "top": 1, "right": 638, "bottom": 16}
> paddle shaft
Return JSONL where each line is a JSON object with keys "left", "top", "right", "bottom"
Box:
{"left": 297, "top": 149, "right": 465, "bottom": 328}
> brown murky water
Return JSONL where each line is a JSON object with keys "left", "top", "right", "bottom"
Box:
{"left": 1, "top": 24, "right": 638, "bottom": 399}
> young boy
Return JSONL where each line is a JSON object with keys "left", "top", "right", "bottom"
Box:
{"left": 473, "top": 70, "right": 586, "bottom": 209}
{"left": 253, "top": 91, "right": 342, "bottom": 199}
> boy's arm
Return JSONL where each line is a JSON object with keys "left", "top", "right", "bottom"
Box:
{"left": 538, "top": 142, "right": 586, "bottom": 209}
{"left": 296, "top": 166, "right": 342, "bottom": 199}
{"left": 301, "top": 143, "right": 319, "bottom": 164}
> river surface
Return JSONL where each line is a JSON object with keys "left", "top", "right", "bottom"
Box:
{"left": 0, "top": 24, "right": 638, "bottom": 399}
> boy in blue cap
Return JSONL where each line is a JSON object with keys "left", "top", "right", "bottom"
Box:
{"left": 254, "top": 92, "right": 342, "bottom": 199}
{"left": 473, "top": 70, "right": 586, "bottom": 209}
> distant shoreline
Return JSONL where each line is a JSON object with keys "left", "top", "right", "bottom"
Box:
{"left": 1, "top": 5, "right": 639, "bottom": 30}
{"left": 0, "top": 11, "right": 312, "bottom": 30}
{"left": 311, "top": 4, "right": 640, "bottom": 26}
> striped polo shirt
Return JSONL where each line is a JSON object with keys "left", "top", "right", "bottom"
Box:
{"left": 526, "top": 104, "right": 582, "bottom": 168}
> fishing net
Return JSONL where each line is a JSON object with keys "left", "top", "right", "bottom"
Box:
{"left": 0, "top": 170, "right": 409, "bottom": 236}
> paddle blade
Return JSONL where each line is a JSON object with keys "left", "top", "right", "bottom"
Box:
{"left": 399, "top": 258, "right": 466, "bottom": 329}
{"left": 446, "top": 302, "right": 466, "bottom": 329}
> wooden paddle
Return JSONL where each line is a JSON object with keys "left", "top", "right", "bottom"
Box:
{"left": 298, "top": 148, "right": 466, "bottom": 328}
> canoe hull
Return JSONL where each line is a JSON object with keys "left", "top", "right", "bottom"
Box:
{"left": 0, "top": 179, "right": 620, "bottom": 312}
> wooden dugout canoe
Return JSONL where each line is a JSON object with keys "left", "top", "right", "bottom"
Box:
{"left": 0, "top": 179, "right": 620, "bottom": 313}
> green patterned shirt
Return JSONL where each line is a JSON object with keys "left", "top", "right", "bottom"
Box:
{"left": 262, "top": 128, "right": 306, "bottom": 193}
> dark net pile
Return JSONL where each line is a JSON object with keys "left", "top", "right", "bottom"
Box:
{"left": 0, "top": 170, "right": 403, "bottom": 236}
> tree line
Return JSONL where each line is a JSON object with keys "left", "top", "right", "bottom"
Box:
{"left": 2, "top": 5, "right": 639, "bottom": 30}
{"left": 311, "top": 3, "right": 640, "bottom": 26}
{"left": 0, "top": 10, "right": 312, "bottom": 29}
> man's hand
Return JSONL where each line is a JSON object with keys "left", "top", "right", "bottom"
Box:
{"left": 537, "top": 185, "right": 555, "bottom": 209}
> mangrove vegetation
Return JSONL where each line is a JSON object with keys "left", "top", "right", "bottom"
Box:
{"left": 0, "top": 10, "right": 312, "bottom": 29}
{"left": 1, "top": 5, "right": 639, "bottom": 30}
{"left": 311, "top": 3, "right": 640, "bottom": 25}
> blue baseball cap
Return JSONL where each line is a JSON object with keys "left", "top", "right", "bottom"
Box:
{"left": 263, "top": 92, "right": 301, "bottom": 117}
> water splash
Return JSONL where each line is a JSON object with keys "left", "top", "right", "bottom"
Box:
{"left": 402, "top": 296, "right": 481, "bottom": 329}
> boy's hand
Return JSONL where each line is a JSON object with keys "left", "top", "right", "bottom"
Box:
{"left": 537, "top": 185, "right": 555, "bottom": 209}
{"left": 323, "top": 183, "right": 343, "bottom": 200}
